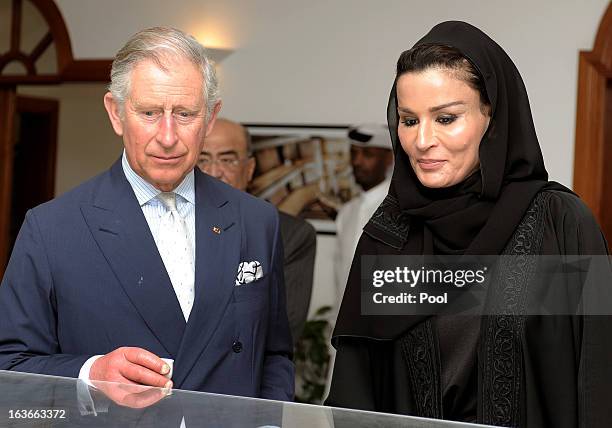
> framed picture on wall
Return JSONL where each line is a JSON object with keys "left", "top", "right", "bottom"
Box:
{"left": 244, "top": 124, "right": 360, "bottom": 233}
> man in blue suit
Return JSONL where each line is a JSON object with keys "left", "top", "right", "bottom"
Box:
{"left": 0, "top": 27, "right": 294, "bottom": 401}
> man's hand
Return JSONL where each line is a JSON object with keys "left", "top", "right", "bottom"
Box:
{"left": 90, "top": 347, "right": 172, "bottom": 388}
{"left": 92, "top": 382, "right": 171, "bottom": 409}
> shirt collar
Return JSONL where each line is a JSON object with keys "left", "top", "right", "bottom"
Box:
{"left": 121, "top": 150, "right": 195, "bottom": 206}
{"left": 361, "top": 177, "right": 391, "bottom": 202}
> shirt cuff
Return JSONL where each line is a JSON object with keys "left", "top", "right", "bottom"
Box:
{"left": 78, "top": 355, "right": 103, "bottom": 387}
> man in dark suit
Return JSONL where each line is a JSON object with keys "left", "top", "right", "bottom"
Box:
{"left": 0, "top": 27, "right": 293, "bottom": 401}
{"left": 199, "top": 118, "right": 316, "bottom": 345}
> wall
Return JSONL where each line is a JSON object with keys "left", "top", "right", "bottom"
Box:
{"left": 17, "top": 84, "right": 123, "bottom": 196}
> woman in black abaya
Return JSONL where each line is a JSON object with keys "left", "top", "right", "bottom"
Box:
{"left": 327, "top": 21, "right": 611, "bottom": 427}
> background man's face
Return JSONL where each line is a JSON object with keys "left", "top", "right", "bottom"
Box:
{"left": 198, "top": 119, "right": 255, "bottom": 191}
{"left": 350, "top": 146, "right": 393, "bottom": 191}
{"left": 104, "top": 57, "right": 219, "bottom": 191}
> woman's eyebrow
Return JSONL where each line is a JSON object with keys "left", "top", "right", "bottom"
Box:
{"left": 429, "top": 101, "right": 465, "bottom": 112}
{"left": 397, "top": 101, "right": 466, "bottom": 114}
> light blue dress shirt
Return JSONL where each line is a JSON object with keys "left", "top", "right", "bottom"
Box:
{"left": 121, "top": 151, "right": 196, "bottom": 262}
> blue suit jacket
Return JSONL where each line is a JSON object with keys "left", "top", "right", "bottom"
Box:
{"left": 0, "top": 159, "right": 294, "bottom": 401}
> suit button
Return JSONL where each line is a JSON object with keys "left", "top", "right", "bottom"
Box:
{"left": 232, "top": 341, "right": 243, "bottom": 353}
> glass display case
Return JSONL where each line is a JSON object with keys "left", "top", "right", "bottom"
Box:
{"left": 0, "top": 370, "right": 492, "bottom": 427}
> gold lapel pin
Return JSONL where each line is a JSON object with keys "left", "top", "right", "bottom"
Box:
{"left": 212, "top": 226, "right": 222, "bottom": 235}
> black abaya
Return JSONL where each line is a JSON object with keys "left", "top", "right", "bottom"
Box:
{"left": 327, "top": 21, "right": 612, "bottom": 428}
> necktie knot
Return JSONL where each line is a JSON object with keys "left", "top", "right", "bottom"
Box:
{"left": 158, "top": 192, "right": 178, "bottom": 213}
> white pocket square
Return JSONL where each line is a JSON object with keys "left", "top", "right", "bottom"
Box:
{"left": 235, "top": 261, "right": 263, "bottom": 286}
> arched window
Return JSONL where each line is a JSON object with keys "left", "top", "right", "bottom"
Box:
{"left": 0, "top": 0, "right": 111, "bottom": 83}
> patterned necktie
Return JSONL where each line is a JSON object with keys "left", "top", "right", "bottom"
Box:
{"left": 157, "top": 192, "right": 195, "bottom": 321}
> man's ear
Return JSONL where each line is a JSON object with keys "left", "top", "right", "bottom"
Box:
{"left": 104, "top": 92, "right": 124, "bottom": 137}
{"left": 246, "top": 157, "right": 256, "bottom": 183}
{"left": 204, "top": 101, "right": 222, "bottom": 137}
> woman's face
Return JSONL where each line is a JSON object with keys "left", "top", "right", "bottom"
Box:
{"left": 396, "top": 68, "right": 490, "bottom": 188}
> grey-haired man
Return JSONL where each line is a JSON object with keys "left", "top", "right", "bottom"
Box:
{"left": 0, "top": 27, "right": 294, "bottom": 401}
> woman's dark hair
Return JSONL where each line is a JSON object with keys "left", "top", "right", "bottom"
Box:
{"left": 397, "top": 44, "right": 491, "bottom": 114}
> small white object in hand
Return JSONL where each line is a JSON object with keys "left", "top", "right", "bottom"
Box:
{"left": 161, "top": 358, "right": 174, "bottom": 379}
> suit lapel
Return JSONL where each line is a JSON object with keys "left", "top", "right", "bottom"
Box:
{"left": 172, "top": 170, "right": 240, "bottom": 387}
{"left": 80, "top": 160, "right": 186, "bottom": 358}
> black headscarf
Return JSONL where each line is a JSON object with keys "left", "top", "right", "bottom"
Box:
{"left": 333, "top": 21, "right": 570, "bottom": 340}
